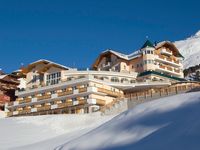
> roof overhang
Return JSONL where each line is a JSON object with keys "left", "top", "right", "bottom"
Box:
{"left": 21, "top": 59, "right": 71, "bottom": 74}
{"left": 156, "top": 41, "right": 184, "bottom": 58}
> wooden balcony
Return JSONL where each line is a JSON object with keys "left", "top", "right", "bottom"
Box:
{"left": 7, "top": 112, "right": 13, "bottom": 117}
{"left": 18, "top": 100, "right": 26, "bottom": 104}
{"left": 167, "top": 66, "right": 173, "bottom": 71}
{"left": 18, "top": 109, "right": 31, "bottom": 114}
{"left": 25, "top": 98, "right": 31, "bottom": 103}
{"left": 66, "top": 101, "right": 73, "bottom": 106}
{"left": 166, "top": 58, "right": 172, "bottom": 62}
{"left": 97, "top": 88, "right": 122, "bottom": 97}
{"left": 174, "top": 69, "right": 180, "bottom": 73}
{"left": 44, "top": 105, "right": 51, "bottom": 110}
{"left": 57, "top": 90, "right": 73, "bottom": 97}
{"left": 57, "top": 103, "right": 68, "bottom": 108}
{"left": 79, "top": 87, "right": 87, "bottom": 93}
{"left": 16, "top": 98, "right": 23, "bottom": 101}
{"left": 158, "top": 55, "right": 165, "bottom": 59}
{"left": 78, "top": 100, "right": 86, "bottom": 105}
{"left": 174, "top": 60, "right": 179, "bottom": 64}
{"left": 159, "top": 65, "right": 165, "bottom": 69}
{"left": 96, "top": 99, "right": 106, "bottom": 106}
{"left": 37, "top": 95, "right": 51, "bottom": 101}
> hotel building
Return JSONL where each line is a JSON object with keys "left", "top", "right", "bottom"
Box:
{"left": 5, "top": 40, "right": 185, "bottom": 116}
{"left": 93, "top": 40, "right": 184, "bottom": 82}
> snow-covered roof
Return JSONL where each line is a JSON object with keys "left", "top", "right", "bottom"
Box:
{"left": 29, "top": 59, "right": 71, "bottom": 70}
{"left": 102, "top": 49, "right": 141, "bottom": 60}
{"left": 0, "top": 75, "right": 7, "bottom": 79}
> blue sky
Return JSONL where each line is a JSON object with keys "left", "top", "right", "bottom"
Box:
{"left": 0, "top": 0, "right": 200, "bottom": 72}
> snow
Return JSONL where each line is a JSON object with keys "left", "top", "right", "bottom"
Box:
{"left": 102, "top": 49, "right": 141, "bottom": 60}
{"left": 174, "top": 30, "right": 200, "bottom": 69}
{"left": 0, "top": 113, "right": 114, "bottom": 150}
{"left": 0, "top": 74, "right": 7, "bottom": 79}
{"left": 59, "top": 91, "right": 200, "bottom": 150}
{"left": 1, "top": 92, "right": 200, "bottom": 150}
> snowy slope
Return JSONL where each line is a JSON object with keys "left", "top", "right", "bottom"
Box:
{"left": 174, "top": 31, "right": 200, "bottom": 69}
{"left": 0, "top": 113, "right": 113, "bottom": 150}
{"left": 1, "top": 92, "right": 200, "bottom": 150}
{"left": 59, "top": 91, "right": 200, "bottom": 150}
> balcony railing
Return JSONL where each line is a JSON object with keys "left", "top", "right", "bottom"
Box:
{"left": 156, "top": 55, "right": 181, "bottom": 67}
{"left": 158, "top": 65, "right": 181, "bottom": 75}
{"left": 37, "top": 95, "right": 51, "bottom": 101}
{"left": 57, "top": 90, "right": 73, "bottom": 97}
{"left": 96, "top": 99, "right": 106, "bottom": 106}
{"left": 167, "top": 66, "right": 173, "bottom": 71}
{"left": 159, "top": 65, "right": 165, "bottom": 69}
{"left": 79, "top": 87, "right": 87, "bottom": 93}
{"left": 97, "top": 88, "right": 123, "bottom": 97}
{"left": 161, "top": 49, "right": 172, "bottom": 56}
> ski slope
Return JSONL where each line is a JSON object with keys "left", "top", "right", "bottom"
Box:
{"left": 1, "top": 91, "right": 200, "bottom": 150}
{"left": 0, "top": 113, "right": 114, "bottom": 150}
{"left": 60, "top": 91, "right": 200, "bottom": 150}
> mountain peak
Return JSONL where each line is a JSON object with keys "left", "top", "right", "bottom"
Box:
{"left": 195, "top": 30, "right": 200, "bottom": 36}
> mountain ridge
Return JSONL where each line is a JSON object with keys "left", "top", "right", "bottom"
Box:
{"left": 174, "top": 30, "right": 200, "bottom": 69}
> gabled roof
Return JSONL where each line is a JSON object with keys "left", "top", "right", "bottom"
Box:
{"left": 0, "top": 74, "right": 19, "bottom": 84}
{"left": 0, "top": 75, "right": 7, "bottom": 80}
{"left": 101, "top": 49, "right": 141, "bottom": 61}
{"left": 29, "top": 59, "right": 71, "bottom": 70}
{"left": 156, "top": 41, "right": 184, "bottom": 58}
{"left": 92, "top": 49, "right": 141, "bottom": 68}
{"left": 22, "top": 59, "right": 71, "bottom": 74}
{"left": 141, "top": 40, "right": 155, "bottom": 49}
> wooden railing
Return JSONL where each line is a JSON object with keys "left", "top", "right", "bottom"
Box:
{"left": 96, "top": 99, "right": 106, "bottom": 106}
{"left": 79, "top": 87, "right": 87, "bottom": 93}
{"left": 37, "top": 95, "right": 51, "bottom": 101}
{"left": 158, "top": 55, "right": 165, "bottom": 59}
{"left": 57, "top": 90, "right": 73, "bottom": 97}
{"left": 174, "top": 69, "right": 180, "bottom": 73}
{"left": 159, "top": 65, "right": 165, "bottom": 69}
{"left": 101, "top": 82, "right": 200, "bottom": 114}
{"left": 25, "top": 98, "right": 31, "bottom": 103}
{"left": 167, "top": 66, "right": 173, "bottom": 71}
{"left": 98, "top": 88, "right": 123, "bottom": 97}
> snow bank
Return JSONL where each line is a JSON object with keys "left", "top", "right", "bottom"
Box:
{"left": 0, "top": 112, "right": 114, "bottom": 150}
{"left": 59, "top": 92, "right": 200, "bottom": 150}
{"left": 1, "top": 91, "right": 200, "bottom": 150}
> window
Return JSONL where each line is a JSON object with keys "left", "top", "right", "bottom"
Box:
{"left": 144, "top": 60, "right": 154, "bottom": 64}
{"left": 84, "top": 95, "right": 89, "bottom": 99}
{"left": 46, "top": 72, "right": 61, "bottom": 85}
{"left": 32, "top": 75, "right": 40, "bottom": 83}
{"left": 111, "top": 77, "right": 119, "bottom": 82}
{"left": 121, "top": 78, "right": 129, "bottom": 83}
